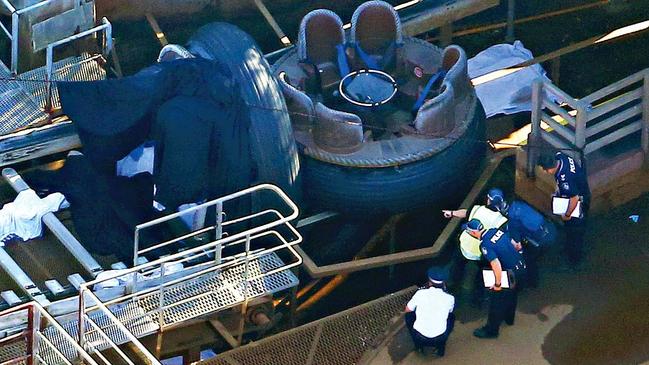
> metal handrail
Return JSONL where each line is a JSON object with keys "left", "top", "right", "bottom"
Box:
{"left": 91, "top": 245, "right": 302, "bottom": 329}
{"left": 133, "top": 183, "right": 299, "bottom": 267}
{"left": 0, "top": 302, "right": 100, "bottom": 365}
{"left": 82, "top": 315, "right": 138, "bottom": 365}
{"left": 66, "top": 184, "right": 303, "bottom": 364}
{"left": 97, "top": 233, "right": 301, "bottom": 311}
{"left": 95, "top": 229, "right": 298, "bottom": 308}
{"left": 78, "top": 290, "right": 161, "bottom": 364}
{"left": 45, "top": 17, "right": 112, "bottom": 111}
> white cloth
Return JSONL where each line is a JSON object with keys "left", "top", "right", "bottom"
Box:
{"left": 468, "top": 40, "right": 551, "bottom": 117}
{"left": 116, "top": 142, "right": 155, "bottom": 178}
{"left": 406, "top": 287, "right": 454, "bottom": 338}
{"left": 0, "top": 189, "right": 68, "bottom": 245}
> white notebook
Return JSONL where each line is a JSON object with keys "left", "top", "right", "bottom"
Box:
{"left": 552, "top": 197, "right": 581, "bottom": 218}
{"left": 482, "top": 270, "right": 511, "bottom": 289}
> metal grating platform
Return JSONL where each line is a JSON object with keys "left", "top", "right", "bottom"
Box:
{"left": 201, "top": 287, "right": 417, "bottom": 365}
{"left": 0, "top": 337, "right": 27, "bottom": 364}
{"left": 20, "top": 53, "right": 106, "bottom": 110}
{"left": 0, "top": 62, "right": 49, "bottom": 135}
{"left": 137, "top": 252, "right": 299, "bottom": 326}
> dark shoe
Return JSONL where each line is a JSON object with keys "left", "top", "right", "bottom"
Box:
{"left": 473, "top": 327, "right": 498, "bottom": 339}
{"left": 505, "top": 318, "right": 515, "bottom": 326}
{"left": 436, "top": 347, "right": 445, "bottom": 357}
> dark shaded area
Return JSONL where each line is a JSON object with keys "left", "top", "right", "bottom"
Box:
{"left": 536, "top": 194, "right": 649, "bottom": 365}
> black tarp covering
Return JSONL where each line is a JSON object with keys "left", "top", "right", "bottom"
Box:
{"left": 58, "top": 58, "right": 252, "bottom": 204}
{"left": 49, "top": 25, "right": 301, "bottom": 261}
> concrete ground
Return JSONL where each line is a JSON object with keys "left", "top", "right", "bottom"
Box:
{"left": 367, "top": 193, "right": 649, "bottom": 365}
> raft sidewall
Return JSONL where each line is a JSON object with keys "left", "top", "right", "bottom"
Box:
{"left": 303, "top": 99, "right": 486, "bottom": 216}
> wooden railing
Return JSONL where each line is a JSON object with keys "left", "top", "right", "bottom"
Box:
{"left": 527, "top": 68, "right": 649, "bottom": 175}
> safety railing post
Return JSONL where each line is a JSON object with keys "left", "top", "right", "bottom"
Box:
{"left": 45, "top": 46, "right": 54, "bottom": 112}
{"left": 130, "top": 228, "right": 141, "bottom": 294}
{"left": 237, "top": 233, "right": 252, "bottom": 345}
{"left": 158, "top": 264, "right": 166, "bottom": 329}
{"left": 32, "top": 304, "right": 41, "bottom": 362}
{"left": 102, "top": 17, "right": 113, "bottom": 56}
{"left": 642, "top": 71, "right": 649, "bottom": 164}
{"left": 527, "top": 79, "right": 543, "bottom": 177}
{"left": 10, "top": 12, "right": 18, "bottom": 74}
{"left": 215, "top": 201, "right": 223, "bottom": 264}
{"left": 575, "top": 103, "right": 588, "bottom": 159}
{"left": 78, "top": 289, "right": 86, "bottom": 348}
{"left": 133, "top": 228, "right": 140, "bottom": 268}
{"left": 26, "top": 305, "right": 34, "bottom": 365}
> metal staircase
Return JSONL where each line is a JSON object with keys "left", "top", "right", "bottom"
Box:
{"left": 0, "top": 184, "right": 303, "bottom": 364}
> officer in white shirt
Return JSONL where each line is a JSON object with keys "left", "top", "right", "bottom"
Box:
{"left": 404, "top": 266, "right": 455, "bottom": 356}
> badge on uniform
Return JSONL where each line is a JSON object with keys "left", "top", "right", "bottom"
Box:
{"left": 561, "top": 182, "right": 570, "bottom": 191}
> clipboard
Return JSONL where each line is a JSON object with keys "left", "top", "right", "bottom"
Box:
{"left": 482, "top": 270, "right": 513, "bottom": 289}
{"left": 552, "top": 197, "right": 581, "bottom": 218}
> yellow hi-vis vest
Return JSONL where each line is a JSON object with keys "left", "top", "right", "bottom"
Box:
{"left": 459, "top": 205, "right": 508, "bottom": 260}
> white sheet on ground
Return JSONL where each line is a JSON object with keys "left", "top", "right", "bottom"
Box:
{"left": 468, "top": 40, "right": 551, "bottom": 117}
{"left": 0, "top": 189, "right": 69, "bottom": 245}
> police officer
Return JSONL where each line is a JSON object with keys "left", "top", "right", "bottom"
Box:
{"left": 442, "top": 195, "right": 508, "bottom": 261}
{"left": 486, "top": 188, "right": 558, "bottom": 287}
{"left": 404, "top": 266, "right": 455, "bottom": 356}
{"left": 463, "top": 219, "right": 526, "bottom": 338}
{"left": 538, "top": 151, "right": 591, "bottom": 267}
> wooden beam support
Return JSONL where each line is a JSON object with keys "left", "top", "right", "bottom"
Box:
{"left": 402, "top": 0, "right": 499, "bottom": 36}
{"left": 209, "top": 319, "right": 239, "bottom": 349}
{"left": 145, "top": 12, "right": 168, "bottom": 47}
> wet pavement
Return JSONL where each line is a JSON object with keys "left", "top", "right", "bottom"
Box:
{"left": 367, "top": 192, "right": 649, "bottom": 365}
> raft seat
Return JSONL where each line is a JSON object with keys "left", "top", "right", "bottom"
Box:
{"left": 440, "top": 45, "right": 471, "bottom": 100}
{"left": 278, "top": 72, "right": 315, "bottom": 131}
{"left": 313, "top": 103, "right": 364, "bottom": 154}
{"left": 409, "top": 81, "right": 456, "bottom": 137}
{"left": 398, "top": 39, "right": 441, "bottom": 99}
{"left": 298, "top": 9, "right": 345, "bottom": 93}
{"left": 350, "top": 0, "right": 403, "bottom": 72}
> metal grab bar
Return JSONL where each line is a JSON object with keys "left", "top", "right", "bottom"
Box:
{"left": 45, "top": 17, "right": 113, "bottom": 111}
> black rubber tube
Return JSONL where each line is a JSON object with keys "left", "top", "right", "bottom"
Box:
{"left": 303, "top": 101, "right": 487, "bottom": 216}
{"left": 187, "top": 22, "right": 302, "bottom": 204}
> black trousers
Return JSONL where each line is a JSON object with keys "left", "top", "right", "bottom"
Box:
{"left": 522, "top": 243, "right": 540, "bottom": 287}
{"left": 484, "top": 288, "right": 517, "bottom": 335}
{"left": 405, "top": 311, "right": 455, "bottom": 354}
{"left": 564, "top": 217, "right": 586, "bottom": 265}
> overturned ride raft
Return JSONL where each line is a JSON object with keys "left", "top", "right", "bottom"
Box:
{"left": 271, "top": 1, "right": 486, "bottom": 215}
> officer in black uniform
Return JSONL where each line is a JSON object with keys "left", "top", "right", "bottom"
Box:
{"left": 539, "top": 151, "right": 591, "bottom": 266}
{"left": 463, "top": 219, "right": 526, "bottom": 338}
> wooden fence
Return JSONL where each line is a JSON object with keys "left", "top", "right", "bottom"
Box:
{"left": 527, "top": 68, "right": 649, "bottom": 175}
